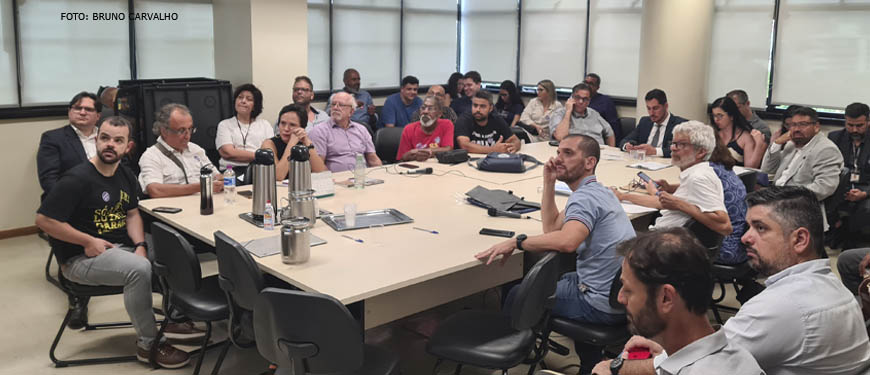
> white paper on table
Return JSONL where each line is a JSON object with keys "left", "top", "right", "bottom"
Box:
{"left": 627, "top": 161, "right": 670, "bottom": 171}
{"left": 620, "top": 202, "right": 659, "bottom": 215}
{"left": 281, "top": 171, "right": 335, "bottom": 198}
{"left": 601, "top": 151, "right": 624, "bottom": 161}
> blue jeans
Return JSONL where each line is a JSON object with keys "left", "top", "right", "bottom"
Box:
{"left": 63, "top": 246, "right": 158, "bottom": 350}
{"left": 505, "top": 272, "right": 625, "bottom": 325}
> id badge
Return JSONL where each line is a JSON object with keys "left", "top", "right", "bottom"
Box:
{"left": 851, "top": 173, "right": 860, "bottom": 183}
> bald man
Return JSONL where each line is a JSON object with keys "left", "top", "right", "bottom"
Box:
{"left": 410, "top": 85, "right": 458, "bottom": 124}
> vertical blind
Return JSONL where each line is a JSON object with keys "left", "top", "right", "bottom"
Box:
{"left": 460, "top": 0, "right": 517, "bottom": 84}
{"left": 332, "top": 0, "right": 401, "bottom": 89}
{"left": 707, "top": 0, "right": 774, "bottom": 105}
{"left": 0, "top": 0, "right": 16, "bottom": 106}
{"left": 307, "top": 0, "right": 330, "bottom": 91}
{"left": 771, "top": 0, "right": 870, "bottom": 109}
{"left": 18, "top": 0, "right": 130, "bottom": 105}
{"left": 134, "top": 0, "right": 215, "bottom": 80}
{"left": 519, "top": 0, "right": 587, "bottom": 88}
{"left": 402, "top": 0, "right": 457, "bottom": 86}
{"left": 586, "top": 0, "right": 642, "bottom": 98}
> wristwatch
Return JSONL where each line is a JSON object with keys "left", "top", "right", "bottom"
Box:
{"left": 516, "top": 234, "right": 528, "bottom": 251}
{"left": 610, "top": 355, "right": 624, "bottom": 375}
{"left": 134, "top": 241, "right": 148, "bottom": 250}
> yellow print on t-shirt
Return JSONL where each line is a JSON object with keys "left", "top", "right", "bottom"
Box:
{"left": 93, "top": 190, "right": 130, "bottom": 235}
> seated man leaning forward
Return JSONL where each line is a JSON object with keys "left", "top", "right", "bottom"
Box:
{"left": 454, "top": 91, "right": 522, "bottom": 154}
{"left": 308, "top": 92, "right": 383, "bottom": 173}
{"left": 138, "top": 103, "right": 223, "bottom": 198}
{"left": 476, "top": 135, "right": 635, "bottom": 325}
{"left": 396, "top": 95, "right": 455, "bottom": 162}
{"left": 612, "top": 121, "right": 732, "bottom": 237}
{"left": 605, "top": 186, "right": 870, "bottom": 375}
{"left": 591, "top": 229, "right": 764, "bottom": 375}
{"left": 35, "top": 116, "right": 194, "bottom": 369}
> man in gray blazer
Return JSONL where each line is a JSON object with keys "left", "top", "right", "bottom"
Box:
{"left": 761, "top": 106, "right": 844, "bottom": 229}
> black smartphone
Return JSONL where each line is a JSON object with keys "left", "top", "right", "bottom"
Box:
{"left": 479, "top": 228, "right": 515, "bottom": 238}
{"left": 238, "top": 190, "right": 253, "bottom": 199}
{"left": 548, "top": 140, "right": 560, "bottom": 147}
{"left": 636, "top": 171, "right": 661, "bottom": 189}
{"left": 153, "top": 206, "right": 182, "bottom": 214}
{"left": 398, "top": 163, "right": 419, "bottom": 169}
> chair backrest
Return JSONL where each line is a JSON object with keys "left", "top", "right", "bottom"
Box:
{"left": 684, "top": 219, "right": 724, "bottom": 262}
{"left": 608, "top": 267, "right": 624, "bottom": 309}
{"left": 510, "top": 252, "right": 560, "bottom": 330}
{"left": 151, "top": 222, "right": 202, "bottom": 294}
{"left": 738, "top": 170, "right": 757, "bottom": 193}
{"left": 254, "top": 287, "right": 364, "bottom": 374}
{"left": 619, "top": 117, "right": 636, "bottom": 139}
{"left": 374, "top": 126, "right": 404, "bottom": 164}
{"left": 215, "top": 230, "right": 265, "bottom": 311}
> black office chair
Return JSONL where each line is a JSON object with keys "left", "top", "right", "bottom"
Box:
{"left": 619, "top": 117, "right": 636, "bottom": 142}
{"left": 374, "top": 126, "right": 404, "bottom": 164}
{"left": 710, "top": 259, "right": 759, "bottom": 324}
{"left": 213, "top": 230, "right": 265, "bottom": 372}
{"left": 253, "top": 287, "right": 400, "bottom": 375}
{"left": 48, "top": 247, "right": 138, "bottom": 367}
{"left": 426, "top": 252, "right": 560, "bottom": 375}
{"left": 512, "top": 126, "right": 532, "bottom": 144}
{"left": 548, "top": 269, "right": 629, "bottom": 375}
{"left": 738, "top": 170, "right": 757, "bottom": 193}
{"left": 151, "top": 222, "right": 229, "bottom": 374}
{"left": 684, "top": 219, "right": 724, "bottom": 262}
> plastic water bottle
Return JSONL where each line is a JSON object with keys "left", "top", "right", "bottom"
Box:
{"left": 263, "top": 200, "right": 275, "bottom": 230}
{"left": 223, "top": 168, "right": 236, "bottom": 204}
{"left": 353, "top": 154, "right": 365, "bottom": 190}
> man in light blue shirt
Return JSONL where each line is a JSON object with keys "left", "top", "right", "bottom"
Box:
{"left": 476, "top": 134, "right": 635, "bottom": 324}
{"left": 380, "top": 75, "right": 422, "bottom": 129}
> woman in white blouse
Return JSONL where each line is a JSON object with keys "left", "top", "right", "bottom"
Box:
{"left": 216, "top": 83, "right": 274, "bottom": 173}
{"left": 520, "top": 79, "right": 564, "bottom": 142}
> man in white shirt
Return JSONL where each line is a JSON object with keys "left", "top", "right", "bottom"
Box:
{"left": 592, "top": 229, "right": 763, "bottom": 375}
{"left": 612, "top": 121, "right": 732, "bottom": 237}
{"left": 606, "top": 186, "right": 870, "bottom": 375}
{"left": 138, "top": 103, "right": 223, "bottom": 198}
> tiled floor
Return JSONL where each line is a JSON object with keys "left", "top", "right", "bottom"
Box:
{"left": 0, "top": 234, "right": 843, "bottom": 374}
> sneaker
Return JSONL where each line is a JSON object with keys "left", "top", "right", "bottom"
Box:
{"left": 137, "top": 342, "right": 190, "bottom": 369}
{"left": 67, "top": 297, "right": 89, "bottom": 330}
{"left": 163, "top": 321, "right": 207, "bottom": 341}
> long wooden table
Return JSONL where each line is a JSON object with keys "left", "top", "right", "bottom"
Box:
{"left": 139, "top": 142, "right": 680, "bottom": 329}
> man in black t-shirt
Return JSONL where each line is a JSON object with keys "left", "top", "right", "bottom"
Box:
{"left": 35, "top": 117, "right": 190, "bottom": 369}
{"left": 455, "top": 91, "right": 521, "bottom": 154}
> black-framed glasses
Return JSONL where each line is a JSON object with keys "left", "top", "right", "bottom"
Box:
{"left": 71, "top": 105, "right": 97, "bottom": 113}
{"left": 571, "top": 95, "right": 591, "bottom": 103}
{"left": 791, "top": 121, "right": 816, "bottom": 128}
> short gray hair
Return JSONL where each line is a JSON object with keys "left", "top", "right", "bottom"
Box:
{"left": 423, "top": 95, "right": 443, "bottom": 114}
{"left": 673, "top": 120, "right": 715, "bottom": 161}
{"left": 152, "top": 103, "right": 192, "bottom": 135}
{"left": 328, "top": 92, "right": 357, "bottom": 111}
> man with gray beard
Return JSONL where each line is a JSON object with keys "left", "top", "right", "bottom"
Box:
{"left": 396, "top": 95, "right": 455, "bottom": 162}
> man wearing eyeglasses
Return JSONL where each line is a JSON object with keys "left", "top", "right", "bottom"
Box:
{"left": 138, "top": 103, "right": 223, "bottom": 198}
{"left": 761, "top": 106, "right": 843, "bottom": 230}
{"left": 291, "top": 76, "right": 329, "bottom": 128}
{"left": 309, "top": 92, "right": 382, "bottom": 172}
{"left": 409, "top": 85, "right": 458, "bottom": 125}
{"left": 551, "top": 83, "right": 616, "bottom": 146}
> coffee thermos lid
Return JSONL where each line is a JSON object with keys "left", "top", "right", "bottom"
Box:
{"left": 290, "top": 144, "right": 311, "bottom": 162}
{"left": 200, "top": 165, "right": 212, "bottom": 175}
{"left": 254, "top": 148, "right": 275, "bottom": 165}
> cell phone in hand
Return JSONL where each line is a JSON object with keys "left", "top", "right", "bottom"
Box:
{"left": 479, "top": 228, "right": 515, "bottom": 238}
{"left": 636, "top": 171, "right": 661, "bottom": 189}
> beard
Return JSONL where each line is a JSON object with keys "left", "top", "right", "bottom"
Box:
{"left": 98, "top": 148, "right": 121, "bottom": 164}
{"left": 627, "top": 300, "right": 666, "bottom": 338}
{"left": 421, "top": 115, "right": 436, "bottom": 127}
{"left": 850, "top": 132, "right": 865, "bottom": 142}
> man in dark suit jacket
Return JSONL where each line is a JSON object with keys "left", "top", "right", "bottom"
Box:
{"left": 827, "top": 102, "right": 870, "bottom": 248}
{"left": 36, "top": 91, "right": 101, "bottom": 330}
{"left": 37, "top": 92, "right": 102, "bottom": 201}
{"left": 619, "top": 89, "right": 687, "bottom": 158}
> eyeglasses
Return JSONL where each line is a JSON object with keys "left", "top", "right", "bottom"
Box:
{"left": 571, "top": 95, "right": 590, "bottom": 103}
{"left": 791, "top": 121, "right": 816, "bottom": 128}
{"left": 713, "top": 113, "right": 727, "bottom": 120}
{"left": 332, "top": 102, "right": 353, "bottom": 109}
{"left": 71, "top": 105, "right": 97, "bottom": 113}
{"left": 670, "top": 141, "right": 692, "bottom": 150}
{"left": 292, "top": 87, "right": 312, "bottom": 92}
{"left": 165, "top": 127, "right": 196, "bottom": 136}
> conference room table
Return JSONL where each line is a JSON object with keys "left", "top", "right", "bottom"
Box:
{"left": 139, "top": 141, "right": 681, "bottom": 330}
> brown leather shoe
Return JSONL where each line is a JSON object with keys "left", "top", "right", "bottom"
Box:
{"left": 164, "top": 321, "right": 207, "bottom": 341}
{"left": 137, "top": 342, "right": 190, "bottom": 369}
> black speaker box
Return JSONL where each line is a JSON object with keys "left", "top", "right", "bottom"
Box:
{"left": 116, "top": 78, "right": 233, "bottom": 166}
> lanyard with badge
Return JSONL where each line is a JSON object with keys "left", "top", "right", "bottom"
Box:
{"left": 852, "top": 143, "right": 862, "bottom": 186}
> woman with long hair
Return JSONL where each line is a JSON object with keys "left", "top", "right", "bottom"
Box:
{"left": 709, "top": 96, "right": 766, "bottom": 168}
{"left": 520, "top": 79, "right": 563, "bottom": 142}
{"left": 446, "top": 72, "right": 464, "bottom": 101}
{"left": 495, "top": 80, "right": 524, "bottom": 128}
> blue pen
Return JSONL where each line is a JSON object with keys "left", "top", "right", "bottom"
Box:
{"left": 413, "top": 226, "right": 439, "bottom": 234}
{"left": 341, "top": 234, "right": 364, "bottom": 243}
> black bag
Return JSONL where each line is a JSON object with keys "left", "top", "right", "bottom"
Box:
{"left": 435, "top": 149, "right": 469, "bottom": 164}
{"left": 474, "top": 152, "right": 542, "bottom": 173}
{"left": 465, "top": 185, "right": 540, "bottom": 213}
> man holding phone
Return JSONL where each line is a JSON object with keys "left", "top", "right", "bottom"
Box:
{"left": 612, "top": 121, "right": 732, "bottom": 237}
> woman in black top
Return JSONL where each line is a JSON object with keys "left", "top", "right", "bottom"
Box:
{"left": 260, "top": 104, "right": 327, "bottom": 180}
{"left": 708, "top": 96, "right": 767, "bottom": 168}
{"left": 446, "top": 72, "right": 464, "bottom": 101}
{"left": 495, "top": 80, "right": 524, "bottom": 128}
